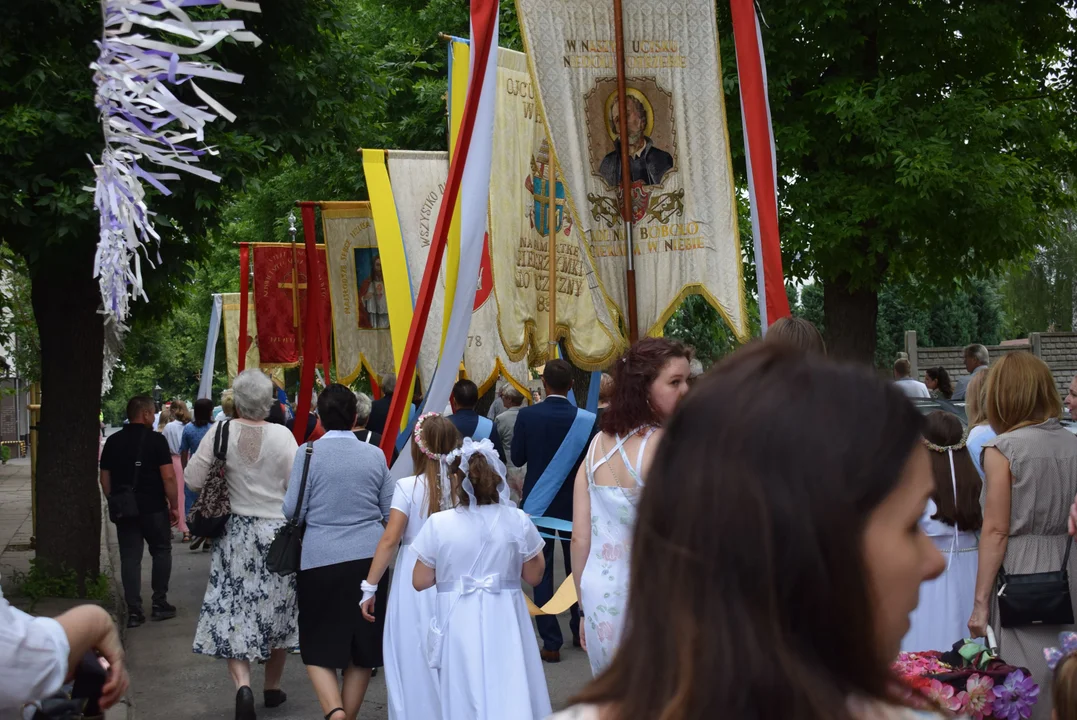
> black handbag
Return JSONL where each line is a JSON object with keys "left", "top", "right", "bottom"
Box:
{"left": 106, "top": 430, "right": 147, "bottom": 523}
{"left": 997, "top": 538, "right": 1074, "bottom": 628}
{"left": 186, "top": 421, "right": 232, "bottom": 539}
{"left": 266, "top": 441, "right": 314, "bottom": 576}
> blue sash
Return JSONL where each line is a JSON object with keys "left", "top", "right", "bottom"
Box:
{"left": 523, "top": 408, "right": 596, "bottom": 536}
{"left": 474, "top": 415, "right": 494, "bottom": 441}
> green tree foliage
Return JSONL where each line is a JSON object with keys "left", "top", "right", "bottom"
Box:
{"left": 0, "top": 243, "right": 39, "bottom": 382}
{"left": 998, "top": 226, "right": 1077, "bottom": 337}
{"left": 716, "top": 1, "right": 1077, "bottom": 362}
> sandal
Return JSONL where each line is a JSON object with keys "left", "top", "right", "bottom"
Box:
{"left": 182, "top": 532, "right": 191, "bottom": 543}
{"left": 324, "top": 709, "right": 345, "bottom": 720}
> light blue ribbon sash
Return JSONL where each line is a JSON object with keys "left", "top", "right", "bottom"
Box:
{"left": 523, "top": 408, "right": 595, "bottom": 537}
{"left": 474, "top": 415, "right": 494, "bottom": 441}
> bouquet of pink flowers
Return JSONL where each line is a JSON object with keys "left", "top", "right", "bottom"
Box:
{"left": 893, "top": 642, "right": 1039, "bottom": 719}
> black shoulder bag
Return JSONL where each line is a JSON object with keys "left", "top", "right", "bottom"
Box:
{"left": 266, "top": 441, "right": 314, "bottom": 576}
{"left": 186, "top": 421, "right": 232, "bottom": 538}
{"left": 997, "top": 538, "right": 1074, "bottom": 628}
{"left": 106, "top": 430, "right": 147, "bottom": 523}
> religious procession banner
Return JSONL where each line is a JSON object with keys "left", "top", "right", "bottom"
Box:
{"left": 515, "top": 0, "right": 748, "bottom": 339}
{"left": 220, "top": 292, "right": 283, "bottom": 385}
{"left": 380, "top": 150, "right": 532, "bottom": 397}
{"left": 252, "top": 244, "right": 331, "bottom": 367}
{"left": 486, "top": 45, "right": 625, "bottom": 369}
{"left": 320, "top": 202, "right": 398, "bottom": 385}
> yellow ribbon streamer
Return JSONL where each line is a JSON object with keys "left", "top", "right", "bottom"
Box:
{"left": 526, "top": 573, "right": 579, "bottom": 616}
{"left": 442, "top": 39, "right": 470, "bottom": 348}
{"left": 361, "top": 149, "right": 416, "bottom": 426}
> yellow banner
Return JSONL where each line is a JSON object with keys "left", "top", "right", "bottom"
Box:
{"left": 362, "top": 151, "right": 417, "bottom": 428}
{"left": 442, "top": 39, "right": 470, "bottom": 346}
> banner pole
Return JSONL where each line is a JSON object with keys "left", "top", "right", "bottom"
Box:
{"left": 237, "top": 244, "right": 250, "bottom": 373}
{"left": 612, "top": 0, "right": 639, "bottom": 342}
{"left": 292, "top": 202, "right": 322, "bottom": 444}
{"left": 547, "top": 148, "right": 558, "bottom": 357}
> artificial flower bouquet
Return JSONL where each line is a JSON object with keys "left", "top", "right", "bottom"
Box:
{"left": 893, "top": 640, "right": 1039, "bottom": 719}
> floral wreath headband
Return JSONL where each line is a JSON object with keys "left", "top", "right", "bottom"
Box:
{"left": 413, "top": 412, "right": 451, "bottom": 461}
{"left": 921, "top": 430, "right": 969, "bottom": 454}
{"left": 1045, "top": 631, "right": 1077, "bottom": 670}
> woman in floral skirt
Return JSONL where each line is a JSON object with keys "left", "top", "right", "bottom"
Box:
{"left": 185, "top": 369, "right": 300, "bottom": 720}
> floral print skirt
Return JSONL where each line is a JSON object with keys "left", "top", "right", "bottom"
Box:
{"left": 192, "top": 515, "right": 299, "bottom": 661}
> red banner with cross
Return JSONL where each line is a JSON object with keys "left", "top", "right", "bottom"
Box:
{"left": 252, "top": 244, "right": 330, "bottom": 367}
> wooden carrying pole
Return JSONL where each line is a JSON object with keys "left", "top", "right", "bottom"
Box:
{"left": 547, "top": 148, "right": 558, "bottom": 355}
{"left": 613, "top": 0, "right": 639, "bottom": 342}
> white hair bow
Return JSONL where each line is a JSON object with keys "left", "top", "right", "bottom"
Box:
{"left": 447, "top": 437, "right": 513, "bottom": 507}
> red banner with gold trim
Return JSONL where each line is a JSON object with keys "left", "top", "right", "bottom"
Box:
{"left": 253, "top": 245, "right": 330, "bottom": 367}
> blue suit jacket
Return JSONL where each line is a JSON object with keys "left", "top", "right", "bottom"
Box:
{"left": 511, "top": 397, "right": 597, "bottom": 522}
{"left": 449, "top": 409, "right": 506, "bottom": 463}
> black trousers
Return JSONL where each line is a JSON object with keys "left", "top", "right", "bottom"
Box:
{"left": 115, "top": 511, "right": 172, "bottom": 614}
{"left": 535, "top": 532, "right": 580, "bottom": 651}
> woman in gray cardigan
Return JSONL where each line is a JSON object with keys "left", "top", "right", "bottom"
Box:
{"left": 282, "top": 384, "right": 394, "bottom": 720}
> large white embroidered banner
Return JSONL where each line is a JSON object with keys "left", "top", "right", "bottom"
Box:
{"left": 488, "top": 46, "right": 625, "bottom": 369}
{"left": 515, "top": 0, "right": 748, "bottom": 339}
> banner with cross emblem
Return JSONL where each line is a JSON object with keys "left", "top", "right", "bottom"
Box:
{"left": 252, "top": 244, "right": 330, "bottom": 367}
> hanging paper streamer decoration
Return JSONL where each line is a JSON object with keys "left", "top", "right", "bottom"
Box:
{"left": 89, "top": 0, "right": 262, "bottom": 323}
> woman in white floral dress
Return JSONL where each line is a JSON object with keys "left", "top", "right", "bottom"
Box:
{"left": 571, "top": 338, "right": 693, "bottom": 675}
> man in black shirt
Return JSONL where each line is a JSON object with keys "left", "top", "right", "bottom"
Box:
{"left": 99, "top": 395, "right": 179, "bottom": 627}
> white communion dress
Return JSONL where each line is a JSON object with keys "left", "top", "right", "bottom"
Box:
{"left": 411, "top": 501, "right": 552, "bottom": 720}
{"left": 900, "top": 499, "right": 979, "bottom": 652}
{"left": 383, "top": 473, "right": 441, "bottom": 720}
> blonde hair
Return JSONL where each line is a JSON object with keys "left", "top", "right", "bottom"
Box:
{"left": 985, "top": 352, "right": 1062, "bottom": 433}
{"left": 965, "top": 370, "right": 989, "bottom": 427}
{"left": 220, "top": 389, "right": 235, "bottom": 418}
{"left": 156, "top": 407, "right": 171, "bottom": 431}
{"left": 169, "top": 399, "right": 190, "bottom": 424}
{"left": 1054, "top": 653, "right": 1077, "bottom": 720}
{"left": 409, "top": 416, "right": 462, "bottom": 519}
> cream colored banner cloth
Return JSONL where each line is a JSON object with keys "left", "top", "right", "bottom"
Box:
{"left": 516, "top": 0, "right": 747, "bottom": 339}
{"left": 384, "top": 150, "right": 531, "bottom": 396}
{"left": 221, "top": 292, "right": 283, "bottom": 385}
{"left": 490, "top": 47, "right": 624, "bottom": 369}
{"left": 321, "top": 203, "right": 395, "bottom": 384}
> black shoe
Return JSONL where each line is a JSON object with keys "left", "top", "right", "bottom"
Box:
{"left": 572, "top": 634, "right": 582, "bottom": 648}
{"left": 263, "top": 689, "right": 286, "bottom": 708}
{"left": 236, "top": 686, "right": 256, "bottom": 720}
{"left": 151, "top": 601, "right": 176, "bottom": 621}
{"left": 126, "top": 612, "right": 145, "bottom": 629}
{"left": 189, "top": 536, "right": 205, "bottom": 551}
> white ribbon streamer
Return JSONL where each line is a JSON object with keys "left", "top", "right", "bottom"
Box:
{"left": 90, "top": 0, "right": 261, "bottom": 329}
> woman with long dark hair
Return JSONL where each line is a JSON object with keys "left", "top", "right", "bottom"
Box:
{"left": 901, "top": 411, "right": 981, "bottom": 652}
{"left": 554, "top": 342, "right": 947, "bottom": 720}
{"left": 924, "top": 367, "right": 954, "bottom": 400}
{"left": 571, "top": 337, "right": 693, "bottom": 675}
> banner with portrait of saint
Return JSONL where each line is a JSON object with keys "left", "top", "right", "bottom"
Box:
{"left": 379, "top": 150, "right": 532, "bottom": 397}
{"left": 487, "top": 46, "right": 625, "bottom": 369}
{"left": 320, "top": 202, "right": 396, "bottom": 384}
{"left": 515, "top": 0, "right": 748, "bottom": 339}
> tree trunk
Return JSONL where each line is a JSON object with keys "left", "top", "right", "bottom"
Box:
{"left": 823, "top": 277, "right": 879, "bottom": 366}
{"left": 29, "top": 238, "right": 104, "bottom": 590}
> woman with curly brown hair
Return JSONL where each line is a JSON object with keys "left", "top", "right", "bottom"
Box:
{"left": 571, "top": 337, "right": 693, "bottom": 675}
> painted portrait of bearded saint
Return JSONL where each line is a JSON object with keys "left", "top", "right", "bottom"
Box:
{"left": 598, "top": 93, "right": 673, "bottom": 188}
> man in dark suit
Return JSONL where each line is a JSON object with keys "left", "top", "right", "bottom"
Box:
{"left": 365, "top": 372, "right": 396, "bottom": 436}
{"left": 448, "top": 379, "right": 506, "bottom": 463}
{"left": 511, "top": 360, "right": 596, "bottom": 662}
